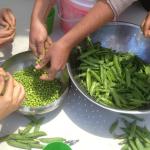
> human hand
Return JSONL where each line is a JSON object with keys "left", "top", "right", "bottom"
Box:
{"left": 36, "top": 40, "right": 71, "bottom": 80}
{"left": 0, "top": 8, "right": 16, "bottom": 28}
{"left": 29, "top": 18, "right": 52, "bottom": 58}
{"left": 0, "top": 8, "right": 16, "bottom": 46}
{"left": 141, "top": 12, "right": 150, "bottom": 37}
{"left": 0, "top": 69, "right": 25, "bottom": 120}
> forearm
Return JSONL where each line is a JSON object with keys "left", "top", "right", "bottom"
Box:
{"left": 60, "top": 0, "right": 114, "bottom": 49}
{"left": 31, "top": 0, "right": 56, "bottom": 22}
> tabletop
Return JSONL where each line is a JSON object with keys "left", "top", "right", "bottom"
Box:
{"left": 0, "top": 1, "right": 149, "bottom": 150}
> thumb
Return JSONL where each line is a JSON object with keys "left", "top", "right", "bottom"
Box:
{"left": 35, "top": 56, "right": 49, "bottom": 69}
{"left": 40, "top": 66, "right": 57, "bottom": 80}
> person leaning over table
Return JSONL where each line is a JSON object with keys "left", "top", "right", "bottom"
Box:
{"left": 0, "top": 8, "right": 25, "bottom": 120}
{"left": 30, "top": 0, "right": 138, "bottom": 81}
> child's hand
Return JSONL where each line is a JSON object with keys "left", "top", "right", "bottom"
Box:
{"left": 35, "top": 40, "right": 71, "bottom": 80}
{"left": 0, "top": 8, "right": 16, "bottom": 28}
{"left": 141, "top": 12, "right": 150, "bottom": 37}
{"left": 0, "top": 8, "right": 16, "bottom": 46}
{"left": 0, "top": 70, "right": 25, "bottom": 120}
{"left": 29, "top": 18, "right": 52, "bottom": 58}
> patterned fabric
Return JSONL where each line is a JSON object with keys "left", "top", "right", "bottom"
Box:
{"left": 106, "top": 0, "right": 137, "bottom": 18}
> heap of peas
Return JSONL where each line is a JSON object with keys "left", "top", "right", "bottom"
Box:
{"left": 13, "top": 66, "right": 62, "bottom": 107}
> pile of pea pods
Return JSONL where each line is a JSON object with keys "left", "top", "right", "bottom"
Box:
{"left": 75, "top": 37, "right": 150, "bottom": 110}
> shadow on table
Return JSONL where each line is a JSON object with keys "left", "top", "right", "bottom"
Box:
{"left": 0, "top": 105, "right": 62, "bottom": 136}
{"left": 63, "top": 84, "right": 149, "bottom": 138}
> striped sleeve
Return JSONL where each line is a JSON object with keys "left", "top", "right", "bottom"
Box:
{"left": 106, "top": 0, "right": 138, "bottom": 18}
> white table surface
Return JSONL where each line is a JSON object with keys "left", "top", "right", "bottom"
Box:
{"left": 0, "top": 1, "right": 149, "bottom": 150}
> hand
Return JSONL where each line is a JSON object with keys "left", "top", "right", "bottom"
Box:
{"left": 29, "top": 18, "right": 52, "bottom": 57}
{"left": 0, "top": 68, "right": 25, "bottom": 120}
{"left": 0, "top": 8, "right": 16, "bottom": 46}
{"left": 36, "top": 40, "right": 71, "bottom": 80}
{"left": 141, "top": 12, "right": 150, "bottom": 37}
{"left": 0, "top": 8, "right": 16, "bottom": 28}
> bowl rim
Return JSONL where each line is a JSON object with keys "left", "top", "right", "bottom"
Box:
{"left": 67, "top": 21, "right": 150, "bottom": 114}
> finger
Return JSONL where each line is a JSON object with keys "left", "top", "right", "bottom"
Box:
{"left": 0, "top": 76, "right": 5, "bottom": 94}
{"left": 7, "top": 10, "right": 16, "bottom": 28}
{"left": 36, "top": 41, "right": 45, "bottom": 58}
{"left": 44, "top": 38, "right": 52, "bottom": 53}
{"left": 143, "top": 16, "right": 150, "bottom": 37}
{"left": 29, "top": 42, "right": 38, "bottom": 57}
{"left": 12, "top": 84, "right": 21, "bottom": 103}
{"left": 17, "top": 84, "right": 25, "bottom": 103}
{"left": 0, "top": 32, "right": 15, "bottom": 46}
{"left": 40, "top": 67, "right": 57, "bottom": 80}
{"left": 0, "top": 19, "right": 9, "bottom": 28}
{"left": 0, "top": 68, "right": 6, "bottom": 76}
{"left": 2, "top": 8, "right": 14, "bottom": 27}
{"left": 0, "top": 28, "right": 14, "bottom": 38}
{"left": 140, "top": 19, "right": 145, "bottom": 33}
{"left": 47, "top": 37, "right": 53, "bottom": 45}
{"left": 4, "top": 73, "right": 13, "bottom": 97}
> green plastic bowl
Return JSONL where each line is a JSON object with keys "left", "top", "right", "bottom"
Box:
{"left": 43, "top": 142, "right": 72, "bottom": 150}
{"left": 46, "top": 7, "right": 55, "bottom": 34}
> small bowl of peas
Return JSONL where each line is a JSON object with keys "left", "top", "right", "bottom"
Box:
{"left": 2, "top": 51, "right": 69, "bottom": 115}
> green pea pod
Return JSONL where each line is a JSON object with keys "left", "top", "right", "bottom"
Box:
{"left": 110, "top": 89, "right": 122, "bottom": 108}
{"left": 125, "top": 68, "right": 131, "bottom": 87}
{"left": 128, "top": 140, "right": 138, "bottom": 150}
{"left": 129, "top": 121, "right": 137, "bottom": 138}
{"left": 7, "top": 140, "right": 31, "bottom": 150}
{"left": 86, "top": 36, "right": 94, "bottom": 49}
{"left": 16, "top": 139, "right": 39, "bottom": 144}
{"left": 109, "top": 120, "right": 118, "bottom": 134}
{"left": 120, "top": 114, "right": 144, "bottom": 122}
{"left": 90, "top": 70, "right": 101, "bottom": 82}
{"left": 86, "top": 69, "right": 92, "bottom": 92}
{"left": 25, "top": 131, "right": 47, "bottom": 138}
{"left": 90, "top": 81, "right": 98, "bottom": 96}
{"left": 100, "top": 66, "right": 104, "bottom": 83}
{"left": 20, "top": 122, "right": 34, "bottom": 135}
{"left": 29, "top": 143, "right": 44, "bottom": 149}
{"left": 113, "top": 55, "right": 122, "bottom": 76}
{"left": 82, "top": 59, "right": 99, "bottom": 68}
{"left": 9, "top": 134, "right": 31, "bottom": 140}
{"left": 135, "top": 138, "right": 145, "bottom": 150}
{"left": 39, "top": 137, "right": 66, "bottom": 143}
{"left": 34, "top": 117, "right": 45, "bottom": 132}
{"left": 78, "top": 49, "right": 98, "bottom": 59}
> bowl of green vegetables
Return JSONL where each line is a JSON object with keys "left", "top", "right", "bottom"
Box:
{"left": 67, "top": 22, "right": 150, "bottom": 114}
{"left": 2, "top": 51, "right": 69, "bottom": 115}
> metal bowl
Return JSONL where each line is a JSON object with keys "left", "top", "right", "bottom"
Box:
{"left": 2, "top": 51, "right": 69, "bottom": 115}
{"left": 67, "top": 22, "right": 150, "bottom": 114}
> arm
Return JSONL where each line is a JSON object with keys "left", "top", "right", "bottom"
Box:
{"left": 60, "top": 0, "right": 113, "bottom": 50}
{"left": 36, "top": 0, "right": 114, "bottom": 80}
{"left": 30, "top": 0, "right": 56, "bottom": 57}
{"left": 31, "top": 0, "right": 56, "bottom": 22}
{"left": 37, "top": 0, "right": 137, "bottom": 80}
